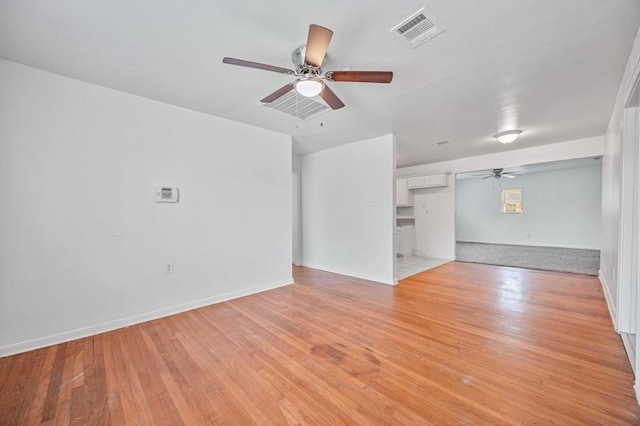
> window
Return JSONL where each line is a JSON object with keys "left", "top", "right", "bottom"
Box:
{"left": 501, "top": 188, "right": 522, "bottom": 213}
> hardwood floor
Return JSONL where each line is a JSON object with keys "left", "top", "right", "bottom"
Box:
{"left": 1, "top": 262, "right": 638, "bottom": 424}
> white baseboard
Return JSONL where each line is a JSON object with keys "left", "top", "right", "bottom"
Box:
{"left": 599, "top": 269, "right": 619, "bottom": 331}
{"left": 456, "top": 240, "right": 600, "bottom": 250}
{"left": 302, "top": 262, "right": 396, "bottom": 286}
{"left": 0, "top": 278, "right": 293, "bottom": 358}
{"left": 600, "top": 271, "right": 638, "bottom": 402}
{"left": 621, "top": 332, "right": 637, "bottom": 376}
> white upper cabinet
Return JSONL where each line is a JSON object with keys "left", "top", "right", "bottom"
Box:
{"left": 396, "top": 178, "right": 412, "bottom": 206}
{"left": 406, "top": 173, "right": 448, "bottom": 189}
{"left": 407, "top": 176, "right": 426, "bottom": 189}
{"left": 397, "top": 173, "right": 447, "bottom": 206}
{"left": 424, "top": 173, "right": 448, "bottom": 187}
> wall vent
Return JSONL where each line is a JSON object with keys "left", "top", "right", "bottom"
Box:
{"left": 262, "top": 89, "right": 330, "bottom": 120}
{"left": 391, "top": 6, "right": 446, "bottom": 48}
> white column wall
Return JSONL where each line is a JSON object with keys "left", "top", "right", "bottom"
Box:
{"left": 301, "top": 135, "right": 395, "bottom": 284}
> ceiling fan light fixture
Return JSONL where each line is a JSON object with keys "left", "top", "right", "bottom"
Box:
{"left": 494, "top": 130, "right": 522, "bottom": 144}
{"left": 222, "top": 24, "right": 393, "bottom": 110}
{"left": 296, "top": 78, "right": 324, "bottom": 97}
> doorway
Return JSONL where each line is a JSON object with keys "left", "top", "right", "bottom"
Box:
{"left": 292, "top": 170, "right": 302, "bottom": 266}
{"left": 454, "top": 158, "right": 603, "bottom": 275}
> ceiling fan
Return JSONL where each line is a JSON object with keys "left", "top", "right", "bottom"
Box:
{"left": 474, "top": 168, "right": 518, "bottom": 179}
{"left": 222, "top": 24, "right": 393, "bottom": 110}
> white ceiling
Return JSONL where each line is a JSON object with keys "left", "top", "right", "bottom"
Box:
{"left": 1, "top": 1, "right": 639, "bottom": 167}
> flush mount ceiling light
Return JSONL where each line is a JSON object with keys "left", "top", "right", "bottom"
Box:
{"left": 494, "top": 130, "right": 522, "bottom": 144}
{"left": 295, "top": 77, "right": 324, "bottom": 97}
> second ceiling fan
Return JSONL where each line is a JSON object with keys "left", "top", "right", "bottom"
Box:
{"left": 474, "top": 168, "right": 518, "bottom": 179}
{"left": 222, "top": 24, "right": 393, "bottom": 110}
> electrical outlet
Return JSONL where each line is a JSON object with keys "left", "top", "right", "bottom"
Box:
{"left": 164, "top": 261, "right": 174, "bottom": 274}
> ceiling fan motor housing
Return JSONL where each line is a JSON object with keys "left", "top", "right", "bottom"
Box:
{"left": 292, "top": 45, "right": 324, "bottom": 76}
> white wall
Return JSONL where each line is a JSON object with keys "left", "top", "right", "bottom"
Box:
{"left": 0, "top": 59, "right": 292, "bottom": 356}
{"left": 602, "top": 93, "right": 625, "bottom": 318}
{"left": 600, "top": 28, "right": 640, "bottom": 386}
{"left": 301, "top": 134, "right": 395, "bottom": 284}
{"left": 601, "top": 30, "right": 640, "bottom": 327}
{"left": 398, "top": 137, "right": 604, "bottom": 259}
{"left": 456, "top": 165, "right": 602, "bottom": 249}
{"left": 411, "top": 183, "right": 456, "bottom": 260}
{"left": 292, "top": 154, "right": 302, "bottom": 170}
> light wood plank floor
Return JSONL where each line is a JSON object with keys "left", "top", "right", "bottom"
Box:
{"left": 1, "top": 262, "right": 639, "bottom": 424}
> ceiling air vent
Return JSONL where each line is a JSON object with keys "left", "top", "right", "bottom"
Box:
{"left": 391, "top": 6, "right": 446, "bottom": 48}
{"left": 262, "top": 89, "right": 330, "bottom": 121}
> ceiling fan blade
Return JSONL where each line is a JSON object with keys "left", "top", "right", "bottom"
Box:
{"left": 502, "top": 174, "right": 516, "bottom": 179}
{"left": 304, "top": 24, "right": 333, "bottom": 68}
{"left": 319, "top": 84, "right": 345, "bottom": 110}
{"left": 325, "top": 71, "right": 393, "bottom": 83}
{"left": 223, "top": 57, "right": 295, "bottom": 75}
{"left": 260, "top": 83, "right": 295, "bottom": 103}
{"left": 482, "top": 175, "right": 493, "bottom": 179}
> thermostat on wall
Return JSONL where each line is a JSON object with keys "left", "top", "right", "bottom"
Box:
{"left": 154, "top": 187, "right": 179, "bottom": 203}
